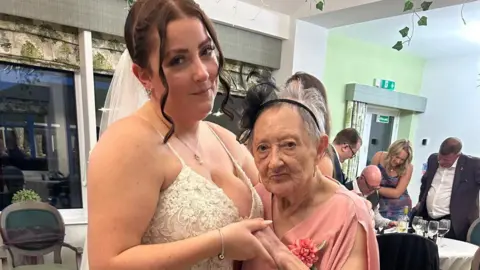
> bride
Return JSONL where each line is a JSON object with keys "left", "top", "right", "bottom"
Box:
{"left": 85, "top": 0, "right": 278, "bottom": 269}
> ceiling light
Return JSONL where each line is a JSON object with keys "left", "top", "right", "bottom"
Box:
{"left": 461, "top": 21, "right": 480, "bottom": 44}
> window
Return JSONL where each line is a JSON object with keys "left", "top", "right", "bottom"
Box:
{"left": 93, "top": 74, "right": 113, "bottom": 140}
{"left": 0, "top": 62, "right": 81, "bottom": 210}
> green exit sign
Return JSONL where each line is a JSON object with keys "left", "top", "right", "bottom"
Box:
{"left": 376, "top": 115, "right": 390, "bottom": 124}
{"left": 374, "top": 79, "right": 396, "bottom": 91}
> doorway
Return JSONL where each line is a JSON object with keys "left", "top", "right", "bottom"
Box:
{"left": 358, "top": 106, "right": 400, "bottom": 173}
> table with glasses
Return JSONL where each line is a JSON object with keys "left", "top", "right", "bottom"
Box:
{"left": 411, "top": 216, "right": 479, "bottom": 270}
{"left": 438, "top": 238, "right": 478, "bottom": 270}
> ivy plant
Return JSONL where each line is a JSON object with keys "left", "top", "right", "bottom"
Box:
{"left": 316, "top": 0, "right": 325, "bottom": 11}
{"left": 392, "top": 1, "right": 433, "bottom": 51}
{"left": 314, "top": 0, "right": 434, "bottom": 52}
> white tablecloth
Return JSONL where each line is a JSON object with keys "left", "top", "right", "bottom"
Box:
{"left": 439, "top": 238, "right": 478, "bottom": 270}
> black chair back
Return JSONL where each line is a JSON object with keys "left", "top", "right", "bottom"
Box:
{"left": 377, "top": 233, "right": 439, "bottom": 270}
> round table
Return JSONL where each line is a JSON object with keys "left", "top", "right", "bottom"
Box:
{"left": 439, "top": 238, "right": 478, "bottom": 270}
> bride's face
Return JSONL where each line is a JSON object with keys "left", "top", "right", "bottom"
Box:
{"left": 145, "top": 17, "right": 219, "bottom": 122}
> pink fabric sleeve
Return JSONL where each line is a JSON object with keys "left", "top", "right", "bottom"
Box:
{"left": 320, "top": 199, "right": 358, "bottom": 269}
{"left": 319, "top": 193, "right": 379, "bottom": 270}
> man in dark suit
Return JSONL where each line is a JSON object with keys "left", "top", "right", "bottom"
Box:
{"left": 416, "top": 137, "right": 480, "bottom": 241}
{"left": 329, "top": 128, "right": 362, "bottom": 187}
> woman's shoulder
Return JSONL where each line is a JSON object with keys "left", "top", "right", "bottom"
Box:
{"left": 204, "top": 121, "right": 245, "bottom": 159}
{"left": 204, "top": 121, "right": 237, "bottom": 144}
{"left": 92, "top": 116, "right": 169, "bottom": 162}
{"left": 100, "top": 116, "right": 157, "bottom": 142}
{"left": 371, "top": 151, "right": 387, "bottom": 165}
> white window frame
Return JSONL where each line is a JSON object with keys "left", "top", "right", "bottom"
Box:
{"left": 59, "top": 30, "right": 97, "bottom": 225}
{"left": 0, "top": 32, "right": 96, "bottom": 225}
{"left": 357, "top": 105, "right": 400, "bottom": 174}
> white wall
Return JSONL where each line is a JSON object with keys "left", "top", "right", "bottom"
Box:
{"left": 56, "top": 224, "right": 87, "bottom": 267}
{"left": 197, "top": 0, "right": 290, "bottom": 39}
{"left": 410, "top": 55, "right": 480, "bottom": 205}
{"left": 274, "top": 19, "right": 328, "bottom": 83}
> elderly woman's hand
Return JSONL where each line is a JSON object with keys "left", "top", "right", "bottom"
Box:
{"left": 254, "top": 228, "right": 309, "bottom": 270}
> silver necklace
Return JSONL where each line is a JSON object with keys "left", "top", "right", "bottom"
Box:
{"left": 175, "top": 135, "right": 203, "bottom": 165}
{"left": 156, "top": 112, "right": 204, "bottom": 165}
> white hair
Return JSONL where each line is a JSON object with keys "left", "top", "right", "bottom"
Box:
{"left": 277, "top": 82, "right": 327, "bottom": 142}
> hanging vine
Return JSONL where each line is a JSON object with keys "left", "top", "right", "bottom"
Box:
{"left": 392, "top": 1, "right": 432, "bottom": 51}
{"left": 315, "top": 0, "right": 325, "bottom": 11}
{"left": 312, "top": 0, "right": 433, "bottom": 51}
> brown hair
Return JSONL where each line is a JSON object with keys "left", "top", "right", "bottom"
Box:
{"left": 439, "top": 137, "right": 462, "bottom": 155}
{"left": 125, "top": 0, "right": 232, "bottom": 142}
{"left": 333, "top": 128, "right": 361, "bottom": 147}
{"left": 286, "top": 72, "right": 331, "bottom": 136}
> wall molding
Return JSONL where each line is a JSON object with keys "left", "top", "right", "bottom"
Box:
{"left": 345, "top": 83, "right": 427, "bottom": 113}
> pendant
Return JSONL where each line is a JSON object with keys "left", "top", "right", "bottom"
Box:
{"left": 194, "top": 154, "right": 203, "bottom": 165}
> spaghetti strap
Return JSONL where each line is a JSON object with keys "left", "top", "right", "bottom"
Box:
{"left": 133, "top": 114, "right": 186, "bottom": 167}
{"left": 206, "top": 123, "right": 241, "bottom": 168}
{"left": 164, "top": 143, "right": 186, "bottom": 167}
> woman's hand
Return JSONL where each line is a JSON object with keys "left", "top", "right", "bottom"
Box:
{"left": 221, "top": 219, "right": 276, "bottom": 266}
{"left": 255, "top": 227, "right": 309, "bottom": 270}
{"left": 387, "top": 221, "right": 398, "bottom": 228}
{"left": 254, "top": 227, "right": 286, "bottom": 262}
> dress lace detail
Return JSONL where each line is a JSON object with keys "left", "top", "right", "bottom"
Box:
{"left": 142, "top": 127, "right": 263, "bottom": 270}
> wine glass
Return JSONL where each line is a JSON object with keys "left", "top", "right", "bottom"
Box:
{"left": 412, "top": 216, "right": 423, "bottom": 235}
{"left": 428, "top": 221, "right": 439, "bottom": 241}
{"left": 420, "top": 220, "right": 428, "bottom": 237}
{"left": 438, "top": 219, "right": 451, "bottom": 246}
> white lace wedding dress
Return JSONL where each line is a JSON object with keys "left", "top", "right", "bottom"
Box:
{"left": 81, "top": 129, "right": 263, "bottom": 270}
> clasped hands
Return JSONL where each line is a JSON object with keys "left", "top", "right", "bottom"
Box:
{"left": 253, "top": 227, "right": 310, "bottom": 270}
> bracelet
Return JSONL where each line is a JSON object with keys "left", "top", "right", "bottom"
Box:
{"left": 217, "top": 229, "right": 225, "bottom": 260}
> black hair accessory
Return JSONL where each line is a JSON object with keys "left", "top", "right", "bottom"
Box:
{"left": 237, "top": 82, "right": 320, "bottom": 144}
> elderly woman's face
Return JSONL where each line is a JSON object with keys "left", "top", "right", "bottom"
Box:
{"left": 252, "top": 106, "right": 323, "bottom": 196}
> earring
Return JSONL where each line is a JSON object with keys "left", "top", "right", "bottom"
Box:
{"left": 145, "top": 88, "right": 152, "bottom": 98}
{"left": 313, "top": 167, "right": 317, "bottom": 178}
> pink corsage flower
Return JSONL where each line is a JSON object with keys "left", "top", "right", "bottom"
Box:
{"left": 288, "top": 239, "right": 327, "bottom": 270}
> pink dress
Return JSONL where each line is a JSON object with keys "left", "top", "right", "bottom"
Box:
{"left": 243, "top": 184, "right": 380, "bottom": 270}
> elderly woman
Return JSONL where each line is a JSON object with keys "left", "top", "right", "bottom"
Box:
{"left": 240, "top": 83, "right": 379, "bottom": 270}
{"left": 371, "top": 139, "right": 414, "bottom": 220}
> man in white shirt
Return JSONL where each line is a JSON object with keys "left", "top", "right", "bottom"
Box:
{"left": 352, "top": 165, "right": 397, "bottom": 229}
{"left": 416, "top": 137, "right": 480, "bottom": 241}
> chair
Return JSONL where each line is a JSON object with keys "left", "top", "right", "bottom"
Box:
{"left": 0, "top": 201, "right": 82, "bottom": 269}
{"left": 467, "top": 218, "right": 480, "bottom": 246}
{"left": 471, "top": 247, "right": 480, "bottom": 270}
{"left": 79, "top": 239, "right": 88, "bottom": 270}
{"left": 377, "top": 233, "right": 440, "bottom": 270}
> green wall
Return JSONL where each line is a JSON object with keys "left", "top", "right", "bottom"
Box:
{"left": 323, "top": 34, "right": 425, "bottom": 141}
